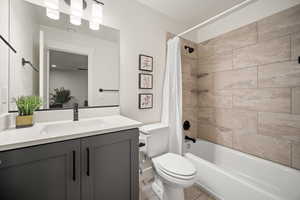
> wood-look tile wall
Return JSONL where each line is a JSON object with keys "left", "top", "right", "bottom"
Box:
{"left": 196, "top": 4, "right": 300, "bottom": 169}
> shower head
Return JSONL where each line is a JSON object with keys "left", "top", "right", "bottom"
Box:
{"left": 184, "top": 45, "right": 194, "bottom": 54}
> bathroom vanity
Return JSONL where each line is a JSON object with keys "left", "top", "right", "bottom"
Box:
{"left": 0, "top": 115, "right": 141, "bottom": 200}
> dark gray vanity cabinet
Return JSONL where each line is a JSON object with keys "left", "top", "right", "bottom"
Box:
{"left": 81, "top": 129, "right": 139, "bottom": 200}
{"left": 0, "top": 140, "right": 81, "bottom": 200}
{"left": 0, "top": 128, "right": 139, "bottom": 200}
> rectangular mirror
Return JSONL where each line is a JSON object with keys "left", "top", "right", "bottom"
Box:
{"left": 9, "top": 0, "right": 120, "bottom": 111}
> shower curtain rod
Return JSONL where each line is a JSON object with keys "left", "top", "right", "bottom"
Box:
{"left": 176, "top": 0, "right": 256, "bottom": 38}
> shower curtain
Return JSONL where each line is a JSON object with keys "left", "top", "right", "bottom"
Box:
{"left": 161, "top": 36, "right": 183, "bottom": 155}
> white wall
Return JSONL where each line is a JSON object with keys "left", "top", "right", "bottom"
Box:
{"left": 196, "top": 0, "right": 300, "bottom": 42}
{"left": 102, "top": 0, "right": 188, "bottom": 123}
{"left": 0, "top": 0, "right": 10, "bottom": 114}
{"left": 9, "top": 0, "right": 39, "bottom": 104}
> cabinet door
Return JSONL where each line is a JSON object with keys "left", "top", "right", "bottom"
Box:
{"left": 81, "top": 129, "right": 139, "bottom": 200}
{"left": 0, "top": 140, "right": 81, "bottom": 200}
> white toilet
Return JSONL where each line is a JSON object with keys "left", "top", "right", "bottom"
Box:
{"left": 140, "top": 123, "right": 197, "bottom": 200}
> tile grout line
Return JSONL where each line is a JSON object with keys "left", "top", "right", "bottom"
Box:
{"left": 255, "top": 16, "right": 259, "bottom": 89}
{"left": 290, "top": 142, "right": 293, "bottom": 167}
{"left": 257, "top": 64, "right": 259, "bottom": 89}
{"left": 256, "top": 22, "right": 259, "bottom": 43}
{"left": 291, "top": 87, "right": 293, "bottom": 114}
{"left": 290, "top": 34, "right": 292, "bottom": 61}
{"left": 198, "top": 58, "right": 294, "bottom": 75}
{"left": 257, "top": 111, "right": 259, "bottom": 136}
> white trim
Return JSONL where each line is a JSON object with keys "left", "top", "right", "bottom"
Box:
{"left": 39, "top": 30, "right": 45, "bottom": 108}
{"left": 46, "top": 49, "right": 50, "bottom": 108}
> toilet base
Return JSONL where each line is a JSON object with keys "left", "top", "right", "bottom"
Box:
{"left": 152, "top": 176, "right": 184, "bottom": 200}
{"left": 163, "top": 184, "right": 184, "bottom": 200}
{"left": 152, "top": 178, "right": 164, "bottom": 199}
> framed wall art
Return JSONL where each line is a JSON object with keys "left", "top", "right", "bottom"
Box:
{"left": 139, "top": 54, "right": 153, "bottom": 72}
{"left": 139, "top": 93, "right": 153, "bottom": 109}
{"left": 139, "top": 73, "right": 153, "bottom": 89}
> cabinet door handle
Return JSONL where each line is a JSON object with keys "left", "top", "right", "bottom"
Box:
{"left": 72, "top": 151, "right": 76, "bottom": 181}
{"left": 86, "top": 148, "right": 90, "bottom": 176}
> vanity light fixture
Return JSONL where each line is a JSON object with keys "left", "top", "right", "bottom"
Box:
{"left": 45, "top": 0, "right": 104, "bottom": 30}
{"left": 89, "top": 0, "right": 104, "bottom": 30}
{"left": 45, "top": 0, "right": 60, "bottom": 20}
{"left": 46, "top": 8, "right": 60, "bottom": 20}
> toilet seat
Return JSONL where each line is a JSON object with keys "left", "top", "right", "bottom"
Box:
{"left": 153, "top": 153, "right": 196, "bottom": 180}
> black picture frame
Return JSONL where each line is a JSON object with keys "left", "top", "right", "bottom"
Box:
{"left": 138, "top": 93, "right": 153, "bottom": 109}
{"left": 139, "top": 54, "right": 153, "bottom": 72}
{"left": 139, "top": 73, "right": 153, "bottom": 89}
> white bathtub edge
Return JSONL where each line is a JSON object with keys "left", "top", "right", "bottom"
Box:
{"left": 184, "top": 152, "right": 282, "bottom": 200}
{"left": 194, "top": 181, "right": 224, "bottom": 200}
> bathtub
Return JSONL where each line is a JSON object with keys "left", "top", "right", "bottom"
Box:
{"left": 184, "top": 139, "right": 300, "bottom": 200}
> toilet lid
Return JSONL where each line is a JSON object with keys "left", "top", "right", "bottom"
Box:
{"left": 154, "top": 153, "right": 196, "bottom": 177}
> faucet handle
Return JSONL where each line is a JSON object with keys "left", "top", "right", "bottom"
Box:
{"left": 73, "top": 103, "right": 79, "bottom": 121}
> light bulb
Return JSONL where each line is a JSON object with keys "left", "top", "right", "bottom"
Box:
{"left": 45, "top": 0, "right": 59, "bottom": 10}
{"left": 46, "top": 8, "right": 59, "bottom": 20}
{"left": 89, "top": 21, "right": 99, "bottom": 30}
{"left": 70, "top": 15, "right": 81, "bottom": 26}
{"left": 91, "top": 3, "right": 103, "bottom": 23}
{"left": 71, "top": 0, "right": 83, "bottom": 17}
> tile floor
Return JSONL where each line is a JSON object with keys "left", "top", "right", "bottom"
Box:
{"left": 140, "top": 181, "right": 216, "bottom": 200}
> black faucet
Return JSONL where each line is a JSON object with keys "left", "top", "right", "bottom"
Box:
{"left": 73, "top": 103, "right": 79, "bottom": 121}
{"left": 185, "top": 135, "right": 196, "bottom": 143}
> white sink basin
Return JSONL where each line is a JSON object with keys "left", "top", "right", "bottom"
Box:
{"left": 42, "top": 119, "right": 106, "bottom": 135}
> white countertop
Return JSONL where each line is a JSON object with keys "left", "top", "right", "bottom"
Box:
{"left": 0, "top": 115, "right": 142, "bottom": 152}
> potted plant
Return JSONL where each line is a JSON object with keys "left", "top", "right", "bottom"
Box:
{"left": 50, "top": 87, "right": 73, "bottom": 108}
{"left": 15, "top": 96, "right": 42, "bottom": 128}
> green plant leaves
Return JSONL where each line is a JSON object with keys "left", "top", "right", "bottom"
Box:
{"left": 50, "top": 87, "right": 73, "bottom": 105}
{"left": 15, "top": 96, "right": 42, "bottom": 116}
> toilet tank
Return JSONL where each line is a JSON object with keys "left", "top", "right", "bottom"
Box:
{"left": 139, "top": 123, "right": 169, "bottom": 158}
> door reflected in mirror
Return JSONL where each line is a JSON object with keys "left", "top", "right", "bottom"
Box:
{"left": 8, "top": 0, "right": 120, "bottom": 111}
{"left": 49, "top": 50, "right": 88, "bottom": 109}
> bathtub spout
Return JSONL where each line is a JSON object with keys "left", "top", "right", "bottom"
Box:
{"left": 185, "top": 136, "right": 196, "bottom": 143}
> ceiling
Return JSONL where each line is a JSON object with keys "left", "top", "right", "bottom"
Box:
{"left": 136, "top": 0, "right": 246, "bottom": 26}
{"left": 50, "top": 50, "right": 88, "bottom": 71}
